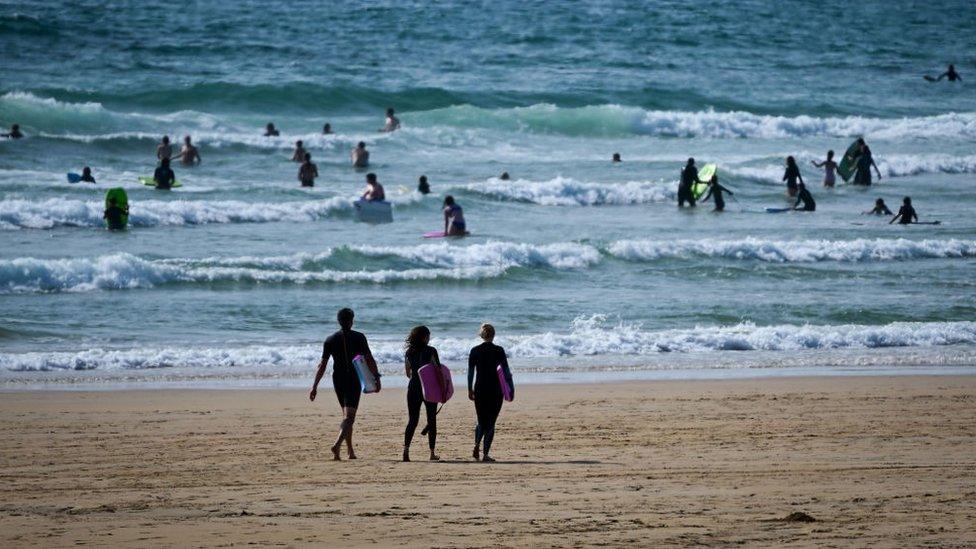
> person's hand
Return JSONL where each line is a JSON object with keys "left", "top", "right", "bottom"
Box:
{"left": 468, "top": 390, "right": 475, "bottom": 401}
{"left": 309, "top": 388, "right": 317, "bottom": 401}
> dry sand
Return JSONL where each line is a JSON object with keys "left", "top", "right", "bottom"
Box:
{"left": 1, "top": 375, "right": 975, "bottom": 547}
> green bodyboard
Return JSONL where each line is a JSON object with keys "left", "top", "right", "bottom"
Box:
{"left": 693, "top": 163, "right": 717, "bottom": 199}
{"left": 105, "top": 188, "right": 129, "bottom": 228}
{"left": 837, "top": 140, "right": 860, "bottom": 183}
{"left": 139, "top": 176, "right": 182, "bottom": 188}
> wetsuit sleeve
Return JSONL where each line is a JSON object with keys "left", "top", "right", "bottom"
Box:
{"left": 468, "top": 348, "right": 476, "bottom": 392}
{"left": 321, "top": 338, "right": 332, "bottom": 363}
{"left": 499, "top": 347, "right": 514, "bottom": 397}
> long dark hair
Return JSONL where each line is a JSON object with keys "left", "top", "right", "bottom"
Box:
{"left": 405, "top": 325, "right": 430, "bottom": 354}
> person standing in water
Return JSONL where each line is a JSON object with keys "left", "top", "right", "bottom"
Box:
{"left": 361, "top": 172, "right": 385, "bottom": 201}
{"left": 443, "top": 195, "right": 466, "bottom": 236}
{"left": 79, "top": 166, "right": 96, "bottom": 183}
{"left": 381, "top": 107, "right": 400, "bottom": 132}
{"left": 351, "top": 141, "right": 370, "bottom": 167}
{"left": 811, "top": 150, "right": 838, "bottom": 187}
{"left": 783, "top": 156, "right": 803, "bottom": 197}
{"left": 864, "top": 198, "right": 892, "bottom": 215}
{"left": 853, "top": 140, "right": 882, "bottom": 185}
{"left": 153, "top": 157, "right": 175, "bottom": 190}
{"left": 402, "top": 325, "right": 442, "bottom": 462}
{"left": 298, "top": 153, "right": 318, "bottom": 187}
{"left": 291, "top": 140, "right": 307, "bottom": 162}
{"left": 678, "top": 158, "right": 701, "bottom": 207}
{"left": 176, "top": 135, "right": 201, "bottom": 166}
{"left": 699, "top": 174, "right": 734, "bottom": 212}
{"left": 310, "top": 308, "right": 380, "bottom": 461}
{"left": 264, "top": 122, "right": 280, "bottom": 137}
{"left": 103, "top": 196, "right": 127, "bottom": 231}
{"left": 156, "top": 136, "right": 173, "bottom": 162}
{"left": 936, "top": 64, "right": 962, "bottom": 82}
{"left": 612, "top": 153, "right": 622, "bottom": 163}
{"left": 323, "top": 123, "right": 333, "bottom": 134}
{"left": 468, "top": 323, "right": 513, "bottom": 462}
{"left": 417, "top": 175, "right": 430, "bottom": 195}
{"left": 793, "top": 182, "right": 816, "bottom": 211}
{"left": 2, "top": 123, "right": 23, "bottom": 139}
{"left": 890, "top": 196, "right": 919, "bottom": 224}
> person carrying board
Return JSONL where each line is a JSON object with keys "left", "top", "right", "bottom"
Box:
{"left": 468, "top": 324, "right": 514, "bottom": 462}
{"left": 402, "top": 326, "right": 442, "bottom": 462}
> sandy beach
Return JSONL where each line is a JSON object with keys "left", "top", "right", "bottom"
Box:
{"left": 1, "top": 375, "right": 974, "bottom": 547}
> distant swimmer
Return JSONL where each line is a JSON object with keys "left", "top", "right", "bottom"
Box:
{"left": 361, "top": 172, "right": 385, "bottom": 201}
{"left": 499, "top": 172, "right": 510, "bottom": 181}
{"left": 380, "top": 107, "right": 400, "bottom": 132}
{"left": 468, "top": 323, "right": 514, "bottom": 462}
{"left": 890, "top": 196, "right": 918, "bottom": 225}
{"left": 417, "top": 174, "right": 430, "bottom": 195}
{"left": 700, "top": 174, "right": 734, "bottom": 212}
{"left": 402, "top": 325, "right": 442, "bottom": 462}
{"left": 351, "top": 141, "right": 370, "bottom": 167}
{"left": 176, "top": 135, "right": 201, "bottom": 166}
{"left": 103, "top": 196, "right": 127, "bottom": 231}
{"left": 927, "top": 64, "right": 962, "bottom": 82}
{"left": 783, "top": 156, "right": 803, "bottom": 197}
{"left": 153, "top": 157, "right": 175, "bottom": 190}
{"left": 678, "top": 158, "right": 701, "bottom": 207}
{"left": 310, "top": 307, "right": 381, "bottom": 461}
{"left": 811, "top": 150, "right": 838, "bottom": 187}
{"left": 793, "top": 182, "right": 816, "bottom": 211}
{"left": 156, "top": 135, "right": 173, "bottom": 162}
{"left": 853, "top": 139, "right": 881, "bottom": 185}
{"left": 2, "top": 123, "right": 23, "bottom": 139}
{"left": 264, "top": 122, "right": 280, "bottom": 137}
{"left": 298, "top": 153, "right": 318, "bottom": 187}
{"left": 864, "top": 198, "right": 892, "bottom": 215}
{"left": 443, "top": 195, "right": 466, "bottom": 235}
{"left": 291, "top": 140, "right": 307, "bottom": 162}
{"left": 323, "top": 122, "right": 333, "bottom": 134}
{"left": 612, "top": 153, "right": 622, "bottom": 163}
{"left": 79, "top": 166, "right": 96, "bottom": 184}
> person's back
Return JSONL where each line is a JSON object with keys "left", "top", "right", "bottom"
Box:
{"left": 156, "top": 137, "right": 172, "bottom": 162}
{"left": 322, "top": 328, "right": 370, "bottom": 379}
{"left": 417, "top": 175, "right": 430, "bottom": 195}
{"left": 897, "top": 204, "right": 916, "bottom": 224}
{"left": 153, "top": 159, "right": 175, "bottom": 190}
{"left": 352, "top": 142, "right": 369, "bottom": 167}
{"left": 104, "top": 201, "right": 125, "bottom": 230}
{"left": 469, "top": 341, "right": 505, "bottom": 395}
{"left": 366, "top": 182, "right": 385, "bottom": 201}
{"left": 795, "top": 185, "right": 816, "bottom": 211}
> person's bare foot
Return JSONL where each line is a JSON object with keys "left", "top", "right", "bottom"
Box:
{"left": 330, "top": 444, "right": 341, "bottom": 461}
{"left": 472, "top": 445, "right": 480, "bottom": 461}
{"left": 481, "top": 455, "right": 495, "bottom": 463}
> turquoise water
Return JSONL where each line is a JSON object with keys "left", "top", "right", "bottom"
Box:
{"left": 2, "top": 1, "right": 975, "bottom": 387}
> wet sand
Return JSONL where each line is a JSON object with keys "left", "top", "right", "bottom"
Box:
{"left": 1, "top": 375, "right": 974, "bottom": 547}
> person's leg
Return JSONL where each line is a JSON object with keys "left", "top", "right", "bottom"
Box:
{"left": 403, "top": 386, "right": 421, "bottom": 461}
{"left": 473, "top": 395, "right": 487, "bottom": 460}
{"left": 424, "top": 401, "right": 439, "bottom": 459}
{"left": 343, "top": 407, "right": 357, "bottom": 459}
{"left": 482, "top": 397, "right": 504, "bottom": 461}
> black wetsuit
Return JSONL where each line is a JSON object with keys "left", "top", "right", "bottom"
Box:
{"left": 870, "top": 204, "right": 893, "bottom": 215}
{"left": 701, "top": 183, "right": 733, "bottom": 211}
{"left": 404, "top": 345, "right": 438, "bottom": 450}
{"left": 678, "top": 166, "right": 698, "bottom": 207}
{"left": 784, "top": 165, "right": 801, "bottom": 194}
{"left": 80, "top": 174, "right": 96, "bottom": 183}
{"left": 854, "top": 149, "right": 874, "bottom": 185}
{"left": 794, "top": 187, "right": 816, "bottom": 211}
{"left": 321, "top": 329, "right": 372, "bottom": 409}
{"left": 103, "top": 205, "right": 125, "bottom": 230}
{"left": 896, "top": 204, "right": 917, "bottom": 224}
{"left": 468, "top": 341, "right": 513, "bottom": 457}
{"left": 153, "top": 166, "right": 175, "bottom": 190}
{"left": 418, "top": 181, "right": 430, "bottom": 194}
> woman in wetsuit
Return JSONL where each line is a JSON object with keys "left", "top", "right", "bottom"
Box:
{"left": 853, "top": 142, "right": 882, "bottom": 185}
{"left": 783, "top": 156, "right": 803, "bottom": 197}
{"left": 699, "top": 174, "right": 734, "bottom": 212}
{"left": 403, "top": 325, "right": 441, "bottom": 462}
{"left": 443, "top": 195, "right": 466, "bottom": 236}
{"left": 468, "top": 323, "right": 514, "bottom": 462}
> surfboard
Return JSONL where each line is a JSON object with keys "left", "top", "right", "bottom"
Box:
{"left": 104, "top": 188, "right": 128, "bottom": 229}
{"left": 837, "top": 140, "right": 860, "bottom": 182}
{"left": 67, "top": 172, "right": 82, "bottom": 183}
{"left": 914, "top": 221, "right": 942, "bottom": 225}
{"left": 423, "top": 231, "right": 470, "bottom": 239}
{"left": 497, "top": 364, "right": 514, "bottom": 402}
{"left": 418, "top": 362, "right": 454, "bottom": 404}
{"left": 923, "top": 75, "right": 937, "bottom": 82}
{"left": 351, "top": 354, "right": 379, "bottom": 394}
{"left": 765, "top": 207, "right": 791, "bottom": 213}
{"left": 354, "top": 199, "right": 393, "bottom": 223}
{"left": 693, "top": 163, "right": 717, "bottom": 199}
{"left": 138, "top": 176, "right": 182, "bottom": 188}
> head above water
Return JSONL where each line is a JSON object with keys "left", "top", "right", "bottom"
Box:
{"left": 266, "top": 123, "right": 276, "bottom": 131}
{"left": 366, "top": 172, "right": 377, "bottom": 184}
{"left": 686, "top": 157, "right": 695, "bottom": 166}
{"left": 323, "top": 123, "right": 331, "bottom": 132}
{"left": 386, "top": 107, "right": 395, "bottom": 116}
{"left": 304, "top": 152, "right": 311, "bottom": 162}
{"left": 903, "top": 196, "right": 912, "bottom": 206}
{"left": 499, "top": 172, "right": 510, "bottom": 180}
{"left": 11, "top": 124, "right": 19, "bottom": 131}
{"left": 162, "top": 135, "right": 170, "bottom": 144}
{"left": 358, "top": 141, "right": 366, "bottom": 149}
{"left": 827, "top": 150, "right": 834, "bottom": 159}
{"left": 184, "top": 135, "right": 192, "bottom": 144}
{"left": 337, "top": 308, "right": 354, "bottom": 330}
{"left": 875, "top": 198, "right": 886, "bottom": 206}
{"left": 405, "top": 325, "right": 431, "bottom": 351}
{"left": 444, "top": 195, "right": 455, "bottom": 206}
{"left": 296, "top": 140, "right": 303, "bottom": 147}
{"left": 82, "top": 166, "right": 91, "bottom": 175}
{"left": 419, "top": 175, "right": 428, "bottom": 184}
{"left": 612, "top": 153, "right": 621, "bottom": 162}
{"left": 479, "top": 323, "right": 495, "bottom": 342}
{"left": 786, "top": 156, "right": 796, "bottom": 167}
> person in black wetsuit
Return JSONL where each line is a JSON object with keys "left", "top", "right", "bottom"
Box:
{"left": 79, "top": 166, "right": 96, "bottom": 184}
{"left": 153, "top": 157, "right": 175, "bottom": 190}
{"left": 468, "top": 323, "right": 514, "bottom": 462}
{"left": 853, "top": 140, "right": 882, "bottom": 186}
{"left": 417, "top": 175, "right": 430, "bottom": 195}
{"left": 402, "top": 325, "right": 442, "bottom": 462}
{"left": 699, "top": 174, "right": 734, "bottom": 212}
{"left": 678, "top": 158, "right": 700, "bottom": 207}
{"left": 793, "top": 182, "right": 816, "bottom": 211}
{"left": 310, "top": 308, "right": 380, "bottom": 461}
{"left": 2, "top": 123, "right": 23, "bottom": 139}
{"left": 864, "top": 198, "right": 892, "bottom": 215}
{"left": 890, "top": 196, "right": 918, "bottom": 225}
{"left": 103, "top": 197, "right": 126, "bottom": 230}
{"left": 783, "top": 156, "right": 803, "bottom": 197}
{"left": 937, "top": 64, "right": 962, "bottom": 82}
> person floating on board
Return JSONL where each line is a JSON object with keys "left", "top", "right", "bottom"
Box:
{"left": 890, "top": 196, "right": 919, "bottom": 225}
{"left": 79, "top": 166, "right": 96, "bottom": 184}
{"left": 864, "top": 198, "right": 893, "bottom": 215}
{"left": 499, "top": 171, "right": 510, "bottom": 180}
{"left": 156, "top": 135, "right": 172, "bottom": 162}
{"left": 291, "top": 140, "right": 307, "bottom": 162}
{"left": 853, "top": 139, "right": 882, "bottom": 185}
{"left": 298, "top": 153, "right": 318, "bottom": 187}
{"left": 2, "top": 123, "right": 23, "bottom": 139}
{"left": 443, "top": 195, "right": 466, "bottom": 236}
{"left": 783, "top": 156, "right": 803, "bottom": 197}
{"left": 793, "top": 182, "right": 816, "bottom": 211}
{"left": 811, "top": 150, "right": 838, "bottom": 188}
{"left": 678, "top": 158, "right": 701, "bottom": 207}
{"left": 699, "top": 174, "right": 734, "bottom": 212}
{"left": 264, "top": 122, "right": 279, "bottom": 137}
{"left": 612, "top": 153, "right": 622, "bottom": 163}
{"left": 310, "top": 308, "right": 381, "bottom": 461}
{"left": 103, "top": 196, "right": 127, "bottom": 231}
{"left": 176, "top": 135, "right": 201, "bottom": 166}
{"left": 417, "top": 174, "right": 430, "bottom": 195}
{"left": 322, "top": 122, "right": 333, "bottom": 134}
{"left": 468, "top": 323, "right": 514, "bottom": 462}
{"left": 380, "top": 107, "right": 400, "bottom": 132}
{"left": 402, "top": 325, "right": 442, "bottom": 462}
{"left": 931, "top": 64, "right": 962, "bottom": 82}
{"left": 361, "top": 172, "right": 385, "bottom": 201}
{"left": 351, "top": 141, "right": 370, "bottom": 167}
{"left": 153, "top": 157, "right": 175, "bottom": 190}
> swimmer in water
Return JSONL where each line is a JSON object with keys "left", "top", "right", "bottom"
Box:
{"left": 176, "top": 135, "right": 201, "bottom": 166}
{"left": 264, "top": 122, "right": 280, "bottom": 137}
{"left": 499, "top": 172, "right": 510, "bottom": 180}
{"left": 783, "top": 156, "right": 803, "bottom": 197}
{"left": 361, "top": 172, "right": 385, "bottom": 201}
{"left": 793, "top": 182, "right": 816, "bottom": 211}
{"left": 323, "top": 122, "right": 333, "bottom": 134}
{"left": 79, "top": 166, "right": 96, "bottom": 184}
{"left": 2, "top": 123, "right": 23, "bottom": 139}
{"left": 468, "top": 323, "right": 514, "bottom": 462}
{"left": 103, "top": 196, "right": 127, "bottom": 231}
{"left": 811, "top": 150, "right": 838, "bottom": 188}
{"left": 380, "top": 107, "right": 400, "bottom": 132}
{"left": 310, "top": 308, "right": 380, "bottom": 461}
{"left": 291, "top": 140, "right": 307, "bottom": 162}
{"left": 298, "top": 152, "right": 318, "bottom": 187}
{"left": 612, "top": 153, "right": 622, "bottom": 162}
{"left": 443, "top": 195, "right": 466, "bottom": 236}
{"left": 156, "top": 135, "right": 173, "bottom": 162}
{"left": 864, "top": 198, "right": 893, "bottom": 215}
{"left": 402, "top": 325, "right": 442, "bottom": 462}
{"left": 153, "top": 157, "right": 175, "bottom": 190}
{"left": 417, "top": 175, "right": 430, "bottom": 195}
{"left": 351, "top": 141, "right": 370, "bottom": 168}
{"left": 890, "top": 196, "right": 918, "bottom": 225}
{"left": 936, "top": 64, "right": 962, "bottom": 82}
{"left": 699, "top": 174, "right": 734, "bottom": 212}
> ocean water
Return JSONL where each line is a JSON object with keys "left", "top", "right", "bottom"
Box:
{"left": 2, "top": 1, "right": 975, "bottom": 388}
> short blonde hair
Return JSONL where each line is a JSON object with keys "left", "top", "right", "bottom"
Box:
{"left": 479, "top": 323, "right": 495, "bottom": 341}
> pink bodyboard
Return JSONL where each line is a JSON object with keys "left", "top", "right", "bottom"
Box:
{"left": 417, "top": 362, "right": 454, "bottom": 403}
{"left": 497, "top": 364, "right": 513, "bottom": 402}
{"left": 423, "top": 231, "right": 447, "bottom": 239}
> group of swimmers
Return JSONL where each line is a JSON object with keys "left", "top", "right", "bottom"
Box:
{"left": 310, "top": 308, "right": 513, "bottom": 462}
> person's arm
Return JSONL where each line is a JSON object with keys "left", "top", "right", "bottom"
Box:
{"left": 889, "top": 212, "right": 901, "bottom": 224}
{"left": 700, "top": 187, "right": 713, "bottom": 202}
{"left": 467, "top": 349, "right": 476, "bottom": 400}
{"left": 310, "top": 348, "right": 329, "bottom": 401}
{"left": 793, "top": 195, "right": 802, "bottom": 209}
{"left": 912, "top": 210, "right": 918, "bottom": 223}
{"left": 811, "top": 160, "right": 824, "bottom": 168}
{"left": 722, "top": 184, "right": 733, "bottom": 196}
{"left": 798, "top": 170, "right": 804, "bottom": 185}
{"left": 312, "top": 165, "right": 318, "bottom": 178}
{"left": 444, "top": 209, "right": 450, "bottom": 234}
{"left": 404, "top": 356, "right": 411, "bottom": 378}
{"left": 871, "top": 158, "right": 881, "bottom": 179}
